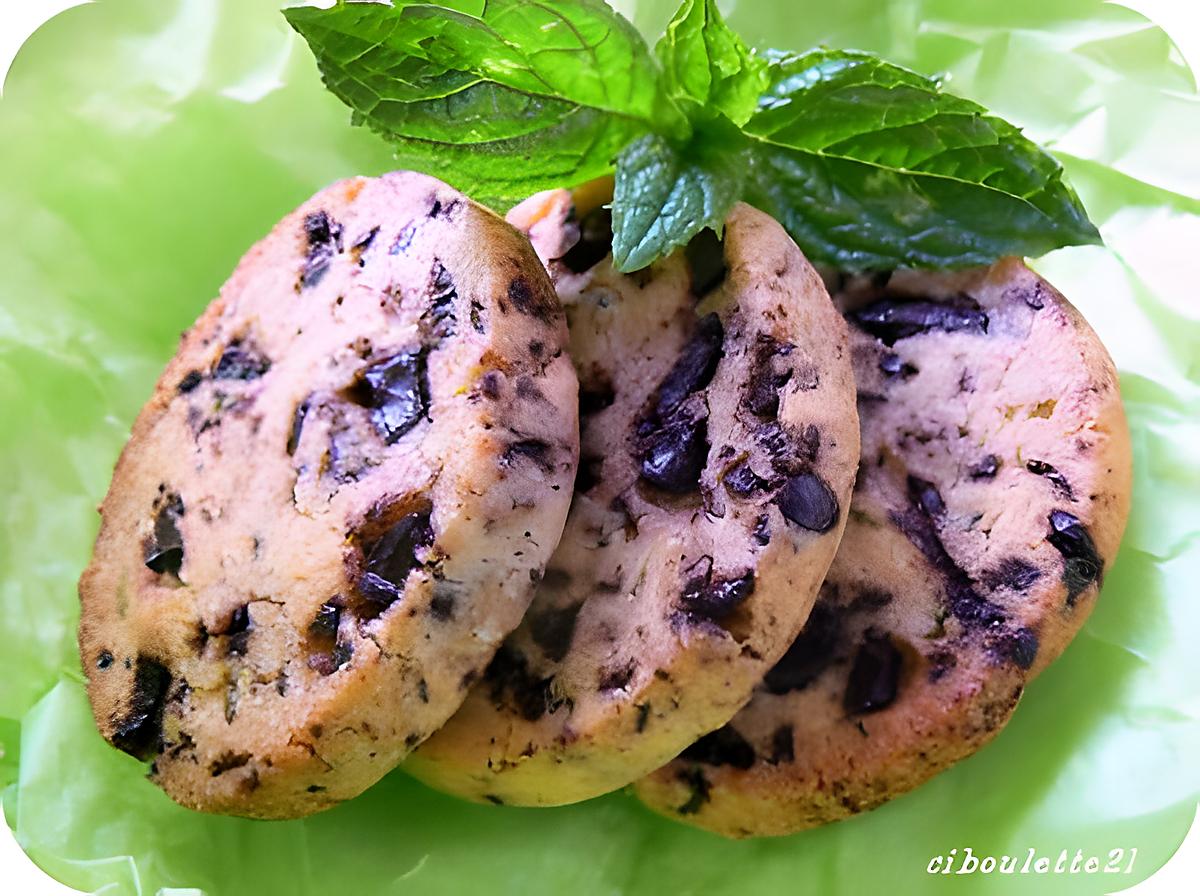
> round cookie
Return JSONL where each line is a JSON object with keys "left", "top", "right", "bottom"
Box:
{"left": 77, "top": 172, "right": 579, "bottom": 818}
{"left": 635, "top": 259, "right": 1132, "bottom": 837}
{"left": 404, "top": 188, "right": 860, "bottom": 806}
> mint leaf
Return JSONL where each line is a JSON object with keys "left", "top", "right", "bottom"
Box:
{"left": 285, "top": 0, "right": 688, "bottom": 206}
{"left": 611, "top": 129, "right": 746, "bottom": 273}
{"left": 289, "top": 5, "right": 1101, "bottom": 272}
{"left": 741, "top": 50, "right": 1101, "bottom": 268}
{"left": 655, "top": 0, "right": 767, "bottom": 126}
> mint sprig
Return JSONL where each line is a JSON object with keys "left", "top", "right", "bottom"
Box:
{"left": 284, "top": 0, "right": 688, "bottom": 207}
{"left": 287, "top": 0, "right": 1100, "bottom": 272}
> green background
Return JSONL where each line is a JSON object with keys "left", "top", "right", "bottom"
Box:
{"left": 1, "top": 1, "right": 1197, "bottom": 893}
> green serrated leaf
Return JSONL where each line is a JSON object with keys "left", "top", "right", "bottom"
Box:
{"left": 745, "top": 144, "right": 1095, "bottom": 269}
{"left": 285, "top": 0, "right": 688, "bottom": 206}
{"left": 741, "top": 50, "right": 1101, "bottom": 268}
{"left": 655, "top": 0, "right": 767, "bottom": 126}
{"left": 611, "top": 131, "right": 746, "bottom": 272}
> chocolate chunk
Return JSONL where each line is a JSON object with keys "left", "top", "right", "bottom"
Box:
{"left": 680, "top": 565, "right": 755, "bottom": 621}
{"left": 286, "top": 398, "right": 310, "bottom": 455}
{"left": 993, "top": 626, "right": 1039, "bottom": 669}
{"left": 639, "top": 415, "right": 709, "bottom": 493}
{"left": 851, "top": 299, "right": 988, "bottom": 346}
{"left": 777, "top": 473, "right": 839, "bottom": 532}
{"left": 503, "top": 439, "right": 554, "bottom": 473}
{"left": 598, "top": 660, "right": 636, "bottom": 691}
{"left": 981, "top": 557, "right": 1042, "bottom": 593}
{"left": 225, "top": 604, "right": 251, "bottom": 656}
{"left": 425, "top": 261, "right": 457, "bottom": 338}
{"left": 879, "top": 351, "right": 918, "bottom": 379}
{"left": 653, "top": 313, "right": 724, "bottom": 419}
{"left": 144, "top": 492, "right": 185, "bottom": 576}
{"left": 177, "top": 370, "right": 203, "bottom": 393}
{"left": 348, "top": 349, "right": 429, "bottom": 444}
{"left": 758, "top": 421, "right": 819, "bottom": 475}
{"left": 308, "top": 602, "right": 341, "bottom": 639}
{"left": 560, "top": 205, "right": 613, "bottom": 273}
{"left": 752, "top": 514, "right": 770, "bottom": 545}
{"left": 746, "top": 335, "right": 794, "bottom": 418}
{"left": 676, "top": 767, "right": 712, "bottom": 814}
{"left": 507, "top": 275, "right": 553, "bottom": 320}
{"left": 685, "top": 228, "right": 727, "bottom": 297}
{"left": 724, "top": 461, "right": 772, "bottom": 498}
{"left": 889, "top": 505, "right": 1007, "bottom": 629}
{"left": 907, "top": 475, "right": 945, "bottom": 516}
{"left": 485, "top": 646, "right": 562, "bottom": 722}
{"left": 763, "top": 602, "right": 843, "bottom": 694}
{"left": 969, "top": 454, "right": 1001, "bottom": 479}
{"left": 680, "top": 725, "right": 755, "bottom": 769}
{"left": 1026, "top": 459, "right": 1074, "bottom": 498}
{"left": 767, "top": 725, "right": 795, "bottom": 764}
{"left": 112, "top": 656, "right": 170, "bottom": 760}
{"left": 843, "top": 632, "right": 902, "bottom": 714}
{"left": 301, "top": 211, "right": 343, "bottom": 288}
{"left": 305, "top": 210, "right": 340, "bottom": 245}
{"left": 429, "top": 582, "right": 458, "bottom": 621}
{"left": 1047, "top": 510, "right": 1102, "bottom": 604}
{"left": 357, "top": 510, "right": 434, "bottom": 605}
{"left": 529, "top": 603, "right": 581, "bottom": 663}
{"left": 428, "top": 197, "right": 460, "bottom": 219}
{"left": 331, "top": 639, "right": 353, "bottom": 669}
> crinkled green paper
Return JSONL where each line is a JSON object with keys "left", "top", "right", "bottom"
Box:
{"left": 1, "top": 1, "right": 1197, "bottom": 893}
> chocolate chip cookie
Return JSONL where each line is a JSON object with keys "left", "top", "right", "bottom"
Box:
{"left": 635, "top": 260, "right": 1132, "bottom": 837}
{"left": 404, "top": 188, "right": 859, "bottom": 806}
{"left": 78, "top": 172, "right": 579, "bottom": 818}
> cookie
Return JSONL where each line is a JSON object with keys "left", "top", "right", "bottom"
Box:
{"left": 404, "top": 188, "right": 859, "bottom": 806}
{"left": 635, "top": 259, "right": 1132, "bottom": 837}
{"left": 77, "top": 172, "right": 579, "bottom": 818}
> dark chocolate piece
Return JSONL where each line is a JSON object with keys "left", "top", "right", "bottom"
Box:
{"left": 843, "top": 632, "right": 902, "bottom": 714}
{"left": 348, "top": 349, "right": 429, "bottom": 444}
{"left": 112, "top": 657, "right": 171, "bottom": 760}
{"left": 639, "top": 415, "right": 709, "bottom": 493}
{"left": 680, "top": 725, "right": 755, "bottom": 769}
{"left": 763, "top": 602, "right": 843, "bottom": 694}
{"left": 357, "top": 510, "right": 435, "bottom": 606}
{"left": 1047, "top": 510, "right": 1102, "bottom": 604}
{"left": 653, "top": 313, "right": 724, "bottom": 420}
{"left": 777, "top": 473, "right": 839, "bottom": 533}
{"left": 529, "top": 603, "right": 581, "bottom": 663}
{"left": 851, "top": 298, "right": 988, "bottom": 346}
{"left": 144, "top": 492, "right": 185, "bottom": 576}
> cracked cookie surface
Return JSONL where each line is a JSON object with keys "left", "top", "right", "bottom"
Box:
{"left": 634, "top": 259, "right": 1131, "bottom": 837}
{"left": 404, "top": 189, "right": 859, "bottom": 806}
{"left": 78, "top": 172, "right": 578, "bottom": 818}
